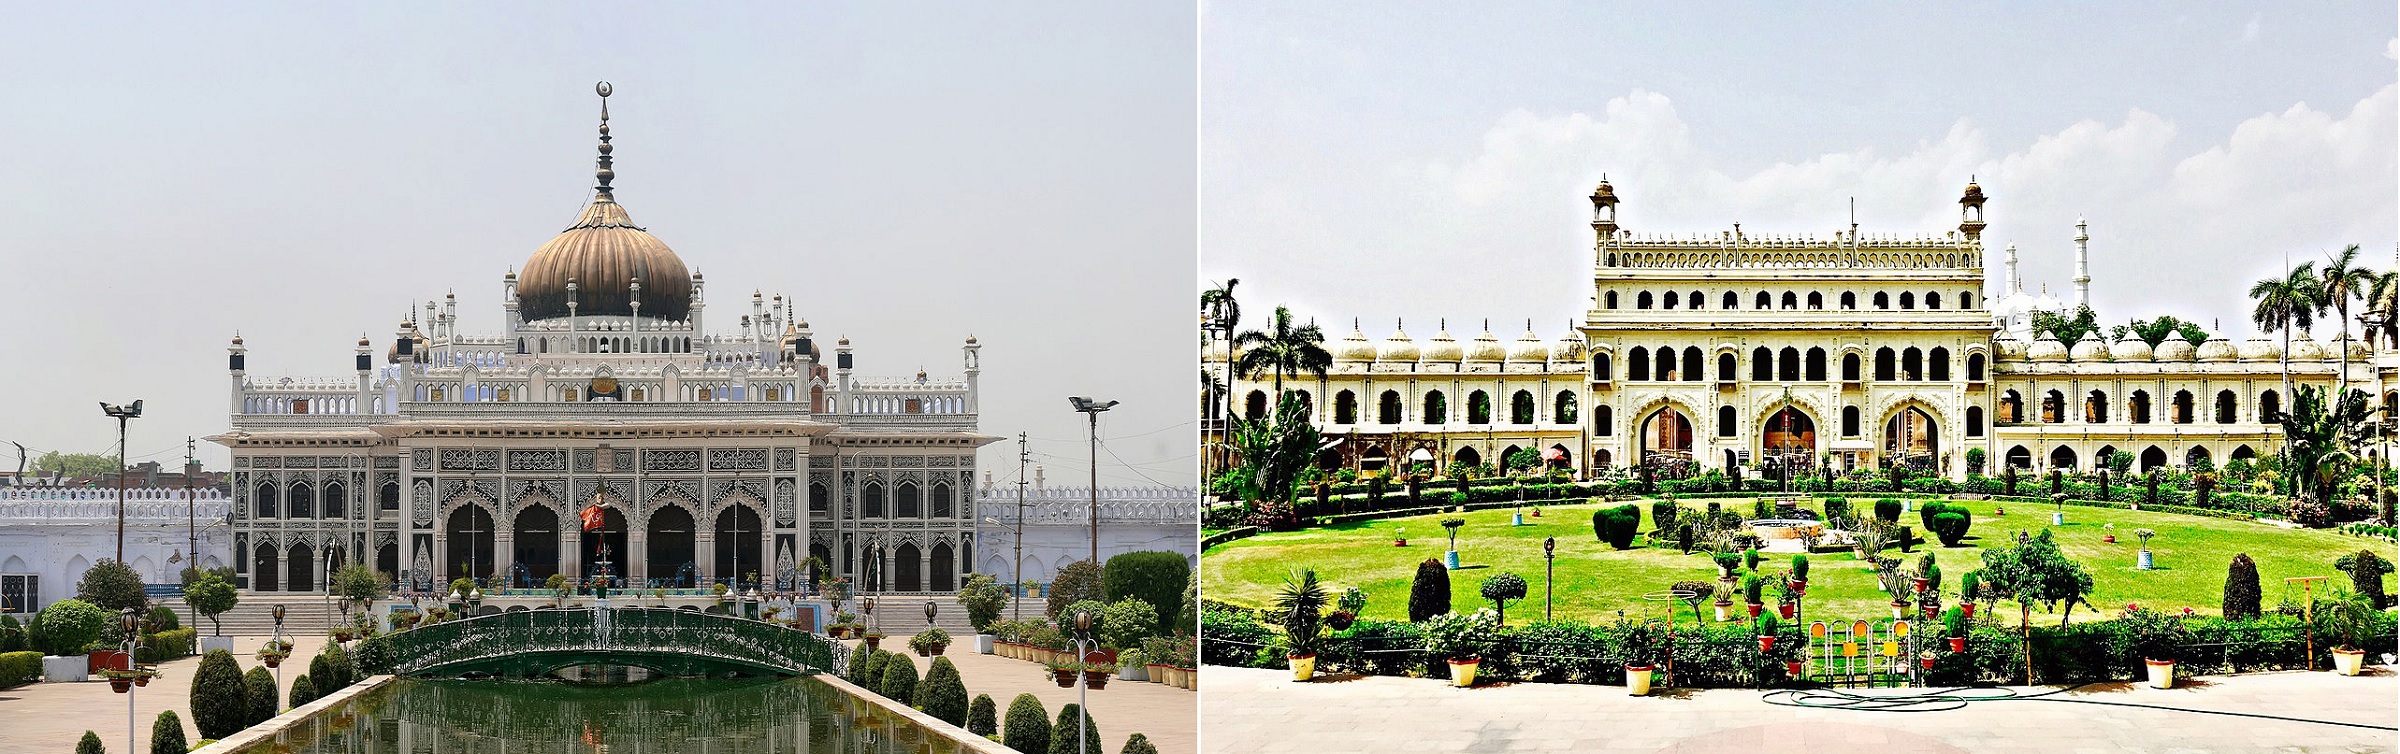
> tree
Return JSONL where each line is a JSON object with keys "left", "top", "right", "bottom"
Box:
{"left": 1979, "top": 529, "right": 2095, "bottom": 628}
{"left": 1232, "top": 305, "right": 1330, "bottom": 412}
{"left": 188, "top": 650, "right": 248, "bottom": 740}
{"left": 331, "top": 564, "right": 385, "bottom": 618}
{"left": 2369, "top": 269, "right": 2400, "bottom": 348}
{"left": 1226, "top": 392, "right": 1321, "bottom": 507}
{"left": 242, "top": 666, "right": 277, "bottom": 725}
{"left": 1175, "top": 563, "right": 1198, "bottom": 636}
{"left": 2319, "top": 244, "right": 2373, "bottom": 396}
{"left": 1101, "top": 551, "right": 1189, "bottom": 638}
{"left": 2252, "top": 261, "right": 2325, "bottom": 445}
{"left": 2031, "top": 305, "right": 2101, "bottom": 347}
{"left": 184, "top": 572, "right": 238, "bottom": 636}
{"left": 966, "top": 693, "right": 999, "bottom": 737}
{"left": 287, "top": 674, "right": 317, "bottom": 709}
{"left": 34, "top": 451, "right": 118, "bottom": 478}
{"left": 77, "top": 560, "right": 149, "bottom": 614}
{"left": 1003, "top": 693, "right": 1051, "bottom": 754}
{"left": 1048, "top": 703, "right": 1103, "bottom": 754}
{"left": 2115, "top": 316, "right": 2210, "bottom": 348}
{"left": 956, "top": 573, "right": 1009, "bottom": 634}
{"left": 914, "top": 656, "right": 970, "bottom": 726}
{"left": 38, "top": 599, "right": 108, "bottom": 655}
{"left": 2278, "top": 384, "right": 2373, "bottom": 525}
{"left": 2335, "top": 549, "right": 2393, "bottom": 609}
{"left": 2222, "top": 553, "right": 2262, "bottom": 620}
{"left": 1045, "top": 560, "right": 1106, "bottom": 619}
{"left": 76, "top": 731, "right": 103, "bottom": 754}
{"left": 878, "top": 653, "right": 918, "bottom": 702}
{"left": 1479, "top": 573, "right": 1527, "bottom": 625}
{"left": 150, "top": 709, "right": 188, "bottom": 754}
{"left": 1097, "top": 599, "right": 1159, "bottom": 651}
{"left": 1120, "top": 733, "right": 1158, "bottom": 754}
{"left": 1406, "top": 559, "right": 1450, "bottom": 622}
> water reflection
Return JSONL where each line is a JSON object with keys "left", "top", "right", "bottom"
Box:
{"left": 238, "top": 674, "right": 972, "bottom": 754}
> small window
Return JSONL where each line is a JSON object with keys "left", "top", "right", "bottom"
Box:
{"left": 1840, "top": 292, "right": 1856, "bottom": 310}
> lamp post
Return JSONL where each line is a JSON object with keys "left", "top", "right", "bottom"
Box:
{"left": 1068, "top": 397, "right": 1118, "bottom": 565}
{"left": 1072, "top": 610, "right": 1098, "bottom": 754}
{"left": 99, "top": 400, "right": 143, "bottom": 562}
{"left": 984, "top": 516, "right": 1026, "bottom": 621}
{"left": 924, "top": 600, "right": 937, "bottom": 629}
{"left": 1542, "top": 537, "right": 1556, "bottom": 623}
{"left": 269, "top": 604, "right": 287, "bottom": 694}
{"left": 116, "top": 607, "right": 138, "bottom": 754}
{"left": 863, "top": 596, "right": 877, "bottom": 636}
{"left": 2361, "top": 310, "right": 2393, "bottom": 526}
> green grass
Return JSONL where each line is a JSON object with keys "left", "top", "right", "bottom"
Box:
{"left": 1201, "top": 497, "right": 2395, "bottom": 625}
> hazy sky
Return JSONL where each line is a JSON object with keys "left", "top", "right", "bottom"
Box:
{"left": 1204, "top": 2, "right": 2397, "bottom": 348}
{"left": 0, "top": 3, "right": 1196, "bottom": 487}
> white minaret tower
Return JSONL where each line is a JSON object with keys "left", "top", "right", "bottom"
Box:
{"left": 2004, "top": 242, "right": 2021, "bottom": 293}
{"left": 2072, "top": 217, "right": 2091, "bottom": 309}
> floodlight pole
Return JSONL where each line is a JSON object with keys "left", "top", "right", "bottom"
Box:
{"left": 100, "top": 401, "right": 143, "bottom": 563}
{"left": 1069, "top": 397, "right": 1118, "bottom": 564}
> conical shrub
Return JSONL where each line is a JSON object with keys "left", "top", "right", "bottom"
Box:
{"left": 149, "top": 710, "right": 188, "bottom": 754}
{"left": 187, "top": 650, "right": 247, "bottom": 739}
{"left": 913, "top": 657, "right": 969, "bottom": 726}
{"left": 966, "top": 694, "right": 998, "bottom": 736}
{"left": 242, "top": 666, "right": 277, "bottom": 725}
{"left": 1047, "top": 703, "right": 1102, "bottom": 754}
{"left": 1002, "top": 693, "right": 1049, "bottom": 754}
{"left": 877, "top": 653, "right": 918, "bottom": 702}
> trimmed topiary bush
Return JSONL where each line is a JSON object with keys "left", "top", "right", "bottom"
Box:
{"left": 352, "top": 636, "right": 393, "bottom": 676}
{"left": 77, "top": 559, "right": 149, "bottom": 614}
{"left": 288, "top": 674, "right": 317, "bottom": 708}
{"left": 77, "top": 731, "right": 103, "bottom": 754}
{"left": 2223, "top": 553, "right": 2262, "bottom": 621}
{"left": 243, "top": 666, "right": 278, "bottom": 725}
{"left": 147, "top": 606, "right": 180, "bottom": 633}
{"left": 1046, "top": 560, "right": 1106, "bottom": 619}
{"left": 966, "top": 693, "right": 998, "bottom": 737}
{"left": 1407, "top": 559, "right": 1450, "bottom": 622}
{"left": 860, "top": 650, "right": 894, "bottom": 689}
{"left": 151, "top": 709, "right": 189, "bottom": 754}
{"left": 0, "top": 651, "right": 40, "bottom": 689}
{"left": 188, "top": 650, "right": 248, "bottom": 739}
{"left": 914, "top": 657, "right": 969, "bottom": 726}
{"left": 1102, "top": 551, "right": 1190, "bottom": 637}
{"left": 1873, "top": 499, "right": 1903, "bottom": 523}
{"left": 1003, "top": 693, "right": 1051, "bottom": 754}
{"left": 878, "top": 653, "right": 918, "bottom": 702}
{"left": 1931, "top": 511, "right": 1971, "bottom": 546}
{"left": 1120, "top": 733, "right": 1157, "bottom": 754}
{"left": 1650, "top": 500, "right": 1679, "bottom": 533}
{"left": 2336, "top": 549, "right": 2393, "bottom": 609}
{"left": 0, "top": 615, "right": 22, "bottom": 654}
{"left": 1048, "top": 703, "right": 1102, "bottom": 754}
{"left": 846, "top": 644, "right": 874, "bottom": 684}
{"left": 38, "top": 599, "right": 108, "bottom": 655}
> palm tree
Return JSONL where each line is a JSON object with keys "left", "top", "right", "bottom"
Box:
{"left": 2368, "top": 269, "right": 2399, "bottom": 348}
{"left": 1233, "top": 306, "right": 1331, "bottom": 414}
{"left": 2279, "top": 384, "right": 2375, "bottom": 523}
{"left": 1201, "top": 279, "right": 1241, "bottom": 477}
{"left": 2318, "top": 245, "right": 2373, "bottom": 396}
{"left": 2251, "top": 262, "right": 2324, "bottom": 438}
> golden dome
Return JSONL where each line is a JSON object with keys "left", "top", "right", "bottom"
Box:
{"left": 517, "top": 83, "right": 693, "bottom": 323}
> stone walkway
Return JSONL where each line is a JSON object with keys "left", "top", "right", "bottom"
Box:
{"left": 841, "top": 638, "right": 1196, "bottom": 754}
{"left": 0, "top": 634, "right": 330, "bottom": 754}
{"left": 1201, "top": 665, "right": 2399, "bottom": 753}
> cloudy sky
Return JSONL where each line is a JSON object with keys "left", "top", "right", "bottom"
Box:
{"left": 0, "top": 3, "right": 1196, "bottom": 486}
{"left": 1204, "top": 2, "right": 2397, "bottom": 349}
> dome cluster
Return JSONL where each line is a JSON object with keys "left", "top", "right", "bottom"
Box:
{"left": 2000, "top": 330, "right": 2363, "bottom": 364}
{"left": 1329, "top": 320, "right": 1584, "bottom": 368}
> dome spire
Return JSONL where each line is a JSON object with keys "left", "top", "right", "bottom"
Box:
{"left": 594, "top": 81, "right": 616, "bottom": 201}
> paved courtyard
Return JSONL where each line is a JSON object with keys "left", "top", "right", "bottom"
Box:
{"left": 0, "top": 634, "right": 331, "bottom": 754}
{"left": 1201, "top": 665, "right": 2399, "bottom": 753}
{"left": 840, "top": 638, "right": 1196, "bottom": 754}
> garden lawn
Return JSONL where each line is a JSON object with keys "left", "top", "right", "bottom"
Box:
{"left": 1201, "top": 497, "right": 2396, "bottom": 626}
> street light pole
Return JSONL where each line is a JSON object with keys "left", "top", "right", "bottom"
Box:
{"left": 1068, "top": 397, "right": 1118, "bottom": 565}
{"left": 100, "top": 401, "right": 143, "bottom": 563}
{"left": 1016, "top": 432, "right": 1029, "bottom": 619}
{"left": 1542, "top": 537, "right": 1556, "bottom": 623}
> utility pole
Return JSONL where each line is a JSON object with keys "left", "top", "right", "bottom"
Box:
{"left": 1069, "top": 397, "right": 1117, "bottom": 565}
{"left": 1015, "top": 432, "right": 1029, "bottom": 620}
{"left": 101, "top": 401, "right": 143, "bottom": 563}
{"left": 185, "top": 437, "right": 197, "bottom": 630}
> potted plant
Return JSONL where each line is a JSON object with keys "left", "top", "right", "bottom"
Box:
{"left": 861, "top": 630, "right": 885, "bottom": 651}
{"left": 2114, "top": 605, "right": 2190, "bottom": 689}
{"left": 1619, "top": 619, "right": 1662, "bottom": 696}
{"left": 2133, "top": 528, "right": 2157, "bottom": 570}
{"left": 1441, "top": 518, "right": 1467, "bottom": 569}
{"left": 1392, "top": 526, "right": 1407, "bottom": 547}
{"left": 1878, "top": 568, "right": 1911, "bottom": 620}
{"left": 910, "top": 628, "right": 951, "bottom": 657}
{"left": 1943, "top": 606, "right": 1968, "bottom": 652}
{"left": 1790, "top": 554, "right": 1810, "bottom": 595}
{"left": 2326, "top": 589, "right": 2378, "bottom": 676}
{"left": 1044, "top": 659, "right": 1081, "bottom": 688}
{"left": 1773, "top": 573, "right": 1800, "bottom": 620}
{"left": 2102, "top": 523, "right": 2116, "bottom": 544}
{"left": 1082, "top": 661, "right": 1115, "bottom": 689}
{"left": 1918, "top": 649, "right": 1939, "bottom": 670}
{"left": 1274, "top": 569, "right": 1328, "bottom": 682}
{"left": 1755, "top": 612, "right": 1779, "bottom": 653}
{"left": 1957, "top": 571, "right": 1980, "bottom": 619}
{"left": 1421, "top": 609, "right": 1498, "bottom": 688}
{"left": 1116, "top": 648, "right": 1147, "bottom": 681}
{"left": 1712, "top": 581, "right": 1735, "bottom": 623}
{"left": 1741, "top": 574, "right": 1765, "bottom": 619}
{"left": 1711, "top": 552, "right": 1742, "bottom": 581}
{"left": 2050, "top": 492, "right": 2069, "bottom": 526}
{"left": 256, "top": 639, "right": 292, "bottom": 668}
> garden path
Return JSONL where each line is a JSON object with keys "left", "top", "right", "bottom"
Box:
{"left": 0, "top": 634, "right": 329, "bottom": 754}
{"left": 840, "top": 637, "right": 1197, "bottom": 754}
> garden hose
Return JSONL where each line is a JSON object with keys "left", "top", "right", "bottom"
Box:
{"left": 1758, "top": 684, "right": 2399, "bottom": 731}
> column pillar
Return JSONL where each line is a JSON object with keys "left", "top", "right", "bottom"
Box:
{"left": 493, "top": 530, "right": 515, "bottom": 586}
{"left": 698, "top": 531, "right": 718, "bottom": 586}
{"left": 628, "top": 524, "right": 649, "bottom": 587}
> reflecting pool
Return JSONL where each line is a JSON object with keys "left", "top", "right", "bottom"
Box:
{"left": 222, "top": 675, "right": 986, "bottom": 754}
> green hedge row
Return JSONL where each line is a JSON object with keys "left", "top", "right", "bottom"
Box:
{"left": 0, "top": 651, "right": 40, "bottom": 688}
{"left": 136, "top": 629, "right": 197, "bottom": 663}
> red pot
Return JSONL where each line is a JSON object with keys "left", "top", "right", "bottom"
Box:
{"left": 1791, "top": 580, "right": 1807, "bottom": 596}
{"left": 1746, "top": 603, "right": 1763, "bottom": 618}
{"left": 1757, "top": 635, "right": 1776, "bottom": 652}
{"left": 1052, "top": 669, "right": 1076, "bottom": 688}
{"left": 1923, "top": 606, "right": 1938, "bottom": 620}
{"left": 1532, "top": 509, "right": 1542, "bottom": 517}
{"left": 107, "top": 677, "right": 131, "bottom": 693}
{"left": 263, "top": 657, "right": 282, "bottom": 669}
{"left": 133, "top": 674, "right": 149, "bottom": 688}
{"left": 2103, "top": 535, "right": 2116, "bottom": 543}
{"left": 1778, "top": 603, "right": 1796, "bottom": 620}
{"left": 862, "top": 637, "right": 881, "bottom": 651}
{"left": 930, "top": 645, "right": 945, "bottom": 656}
{"left": 1920, "top": 657, "right": 1937, "bottom": 670}
{"left": 1785, "top": 661, "right": 1804, "bottom": 676}
{"left": 1912, "top": 577, "right": 1930, "bottom": 592}
{"left": 1949, "top": 637, "right": 1967, "bottom": 652}
{"left": 1393, "top": 539, "right": 1407, "bottom": 547}
{"left": 1083, "top": 670, "right": 1110, "bottom": 689}
{"left": 1961, "top": 603, "right": 1975, "bottom": 618}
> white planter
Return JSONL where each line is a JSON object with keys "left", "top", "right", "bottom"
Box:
{"left": 40, "top": 656, "right": 86, "bottom": 683}
{"left": 1625, "top": 665, "right": 1654, "bottom": 695}
{"left": 1118, "top": 663, "right": 1147, "bottom": 681}
{"left": 1714, "top": 604, "right": 1730, "bottom": 622}
{"left": 974, "top": 634, "right": 995, "bottom": 654}
{"left": 2143, "top": 659, "right": 2175, "bottom": 689}
{"left": 2333, "top": 648, "right": 2366, "bottom": 676}
{"left": 200, "top": 636, "right": 237, "bottom": 655}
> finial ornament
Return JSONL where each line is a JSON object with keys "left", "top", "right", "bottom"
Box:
{"left": 594, "top": 82, "right": 616, "bottom": 200}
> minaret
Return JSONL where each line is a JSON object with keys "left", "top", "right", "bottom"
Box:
{"left": 355, "top": 334, "right": 374, "bottom": 413}
{"left": 963, "top": 335, "right": 981, "bottom": 414}
{"left": 834, "top": 337, "right": 854, "bottom": 416}
{"left": 1958, "top": 179, "right": 1987, "bottom": 240}
{"left": 2005, "top": 243, "right": 2021, "bottom": 294}
{"left": 228, "top": 333, "right": 247, "bottom": 415}
{"left": 502, "top": 268, "right": 520, "bottom": 345}
{"left": 2072, "top": 217, "right": 2091, "bottom": 309}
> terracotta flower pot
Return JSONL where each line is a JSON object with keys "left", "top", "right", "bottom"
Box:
{"left": 1785, "top": 660, "right": 1804, "bottom": 676}
{"left": 930, "top": 645, "right": 945, "bottom": 656}
{"left": 1920, "top": 657, "right": 1937, "bottom": 670}
{"left": 1778, "top": 603, "right": 1795, "bottom": 620}
{"left": 1051, "top": 669, "right": 1076, "bottom": 688}
{"left": 862, "top": 637, "right": 881, "bottom": 651}
{"left": 133, "top": 674, "right": 149, "bottom": 688}
{"left": 1757, "top": 635, "right": 1776, "bottom": 653}
{"left": 108, "top": 677, "right": 131, "bottom": 693}
{"left": 1083, "top": 670, "right": 1110, "bottom": 689}
{"left": 1791, "top": 581, "right": 1807, "bottom": 596}
{"left": 1393, "top": 539, "right": 1407, "bottom": 547}
{"left": 1949, "top": 637, "right": 1967, "bottom": 652}
{"left": 1746, "top": 603, "right": 1763, "bottom": 618}
{"left": 263, "top": 657, "right": 282, "bottom": 669}
{"left": 1912, "top": 577, "right": 1930, "bottom": 592}
{"left": 1961, "top": 604, "right": 1975, "bottom": 618}
{"left": 2103, "top": 535, "right": 2116, "bottom": 543}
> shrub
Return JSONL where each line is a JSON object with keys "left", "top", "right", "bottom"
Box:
{"left": 1046, "top": 560, "right": 1106, "bottom": 619}
{"left": 77, "top": 559, "right": 150, "bottom": 614}
{"left": 189, "top": 650, "right": 248, "bottom": 739}
{"left": 1931, "top": 511, "right": 1971, "bottom": 546}
{"left": 858, "top": 650, "right": 892, "bottom": 688}
{"left": 147, "top": 606, "right": 180, "bottom": 632}
{"left": 878, "top": 652, "right": 918, "bottom": 702}
{"left": 243, "top": 666, "right": 277, "bottom": 725}
{"left": 352, "top": 636, "right": 394, "bottom": 676}
{"left": 1594, "top": 505, "right": 1640, "bottom": 549}
{"left": 0, "top": 651, "right": 40, "bottom": 689}
{"left": 956, "top": 573, "right": 1010, "bottom": 634}
{"left": 77, "top": 731, "right": 103, "bottom": 754}
{"left": 39, "top": 599, "right": 108, "bottom": 655}
{"left": 151, "top": 709, "right": 189, "bottom": 754}
{"left": 2335, "top": 549, "right": 2393, "bottom": 609}
{"left": 1407, "top": 559, "right": 1450, "bottom": 622}
{"left": 1479, "top": 573, "right": 1528, "bottom": 624}
{"left": 138, "top": 628, "right": 197, "bottom": 663}
{"left": 1003, "top": 693, "right": 1051, "bottom": 754}
{"left": 966, "top": 693, "right": 998, "bottom": 736}
{"left": 0, "top": 615, "right": 20, "bottom": 654}
{"left": 288, "top": 674, "right": 317, "bottom": 708}
{"left": 1054, "top": 599, "right": 1109, "bottom": 635}
{"left": 1873, "top": 499, "right": 1903, "bottom": 523}
{"left": 1102, "top": 551, "right": 1189, "bottom": 637}
{"left": 846, "top": 643, "right": 874, "bottom": 684}
{"left": 1650, "top": 500, "right": 1679, "bottom": 533}
{"left": 1823, "top": 498, "right": 1852, "bottom": 528}
{"left": 321, "top": 643, "right": 354, "bottom": 690}
{"left": 1049, "top": 703, "right": 1102, "bottom": 754}
{"left": 1097, "top": 599, "right": 1159, "bottom": 651}
{"left": 1121, "top": 733, "right": 1158, "bottom": 754}
{"left": 1198, "top": 605, "right": 1271, "bottom": 666}
{"left": 914, "top": 657, "right": 969, "bottom": 726}
{"left": 2223, "top": 554, "right": 2262, "bottom": 620}
{"left": 184, "top": 572, "right": 238, "bottom": 636}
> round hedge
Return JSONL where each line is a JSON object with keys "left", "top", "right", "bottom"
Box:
{"left": 1003, "top": 693, "right": 1050, "bottom": 754}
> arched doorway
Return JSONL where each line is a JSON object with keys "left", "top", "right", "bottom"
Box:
{"left": 713, "top": 505, "right": 765, "bottom": 586}
{"left": 1761, "top": 407, "right": 1817, "bottom": 472}
{"left": 1883, "top": 407, "right": 1939, "bottom": 471}
{"left": 931, "top": 542, "right": 955, "bottom": 592}
{"left": 647, "top": 506, "right": 696, "bottom": 587}
{"left": 896, "top": 543, "right": 924, "bottom": 592}
{"left": 1453, "top": 446, "right": 1482, "bottom": 469}
{"left": 2185, "top": 445, "right": 2211, "bottom": 469}
{"left": 444, "top": 505, "right": 497, "bottom": 582}
{"left": 1639, "top": 407, "right": 1695, "bottom": 469}
{"left": 376, "top": 541, "right": 398, "bottom": 580}
{"left": 253, "top": 544, "right": 279, "bottom": 591}
{"left": 577, "top": 507, "right": 628, "bottom": 582}
{"left": 2050, "top": 445, "right": 2078, "bottom": 470}
{"left": 288, "top": 542, "right": 315, "bottom": 593}
{"left": 512, "top": 505, "right": 560, "bottom": 583}
{"left": 2140, "top": 446, "right": 2167, "bottom": 472}
{"left": 2005, "top": 445, "right": 2032, "bottom": 469}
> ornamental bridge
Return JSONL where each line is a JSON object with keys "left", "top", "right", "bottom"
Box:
{"left": 385, "top": 606, "right": 838, "bottom": 678}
